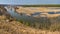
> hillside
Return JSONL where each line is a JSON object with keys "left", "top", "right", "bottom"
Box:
{"left": 0, "top": 6, "right": 60, "bottom": 34}
{"left": 0, "top": 15, "right": 60, "bottom": 34}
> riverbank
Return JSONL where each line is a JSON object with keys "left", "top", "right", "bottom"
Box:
{"left": 16, "top": 7, "right": 60, "bottom": 18}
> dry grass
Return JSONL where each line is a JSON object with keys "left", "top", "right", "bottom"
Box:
{"left": 16, "top": 7, "right": 60, "bottom": 17}
{"left": 16, "top": 7, "right": 60, "bottom": 13}
{"left": 0, "top": 15, "right": 60, "bottom": 34}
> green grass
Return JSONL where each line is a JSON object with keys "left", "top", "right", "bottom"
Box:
{"left": 19, "top": 4, "right": 60, "bottom": 7}
{"left": 16, "top": 16, "right": 60, "bottom": 31}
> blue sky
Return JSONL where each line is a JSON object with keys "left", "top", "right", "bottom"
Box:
{"left": 0, "top": 0, "right": 60, "bottom": 5}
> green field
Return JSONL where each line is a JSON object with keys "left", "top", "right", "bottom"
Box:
{"left": 19, "top": 4, "right": 60, "bottom": 7}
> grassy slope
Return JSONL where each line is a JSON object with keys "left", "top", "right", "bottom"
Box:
{"left": 0, "top": 15, "right": 60, "bottom": 34}
{"left": 0, "top": 6, "right": 60, "bottom": 34}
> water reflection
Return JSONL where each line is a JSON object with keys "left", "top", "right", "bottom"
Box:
{"left": 31, "top": 12, "right": 41, "bottom": 17}
{"left": 48, "top": 12, "right": 55, "bottom": 14}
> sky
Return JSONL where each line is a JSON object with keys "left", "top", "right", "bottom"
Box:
{"left": 0, "top": 0, "right": 60, "bottom": 5}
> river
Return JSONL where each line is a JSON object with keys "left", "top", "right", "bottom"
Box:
{"left": 4, "top": 6, "right": 60, "bottom": 23}
{"left": 4, "top": 6, "right": 36, "bottom": 23}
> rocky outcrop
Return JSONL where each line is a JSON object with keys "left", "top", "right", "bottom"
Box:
{"left": 0, "top": 6, "right": 12, "bottom": 19}
{"left": 0, "top": 6, "right": 8, "bottom": 15}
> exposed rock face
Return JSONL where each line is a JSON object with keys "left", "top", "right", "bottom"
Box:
{"left": 0, "top": 6, "right": 11, "bottom": 18}
{"left": 0, "top": 6, "right": 7, "bottom": 15}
